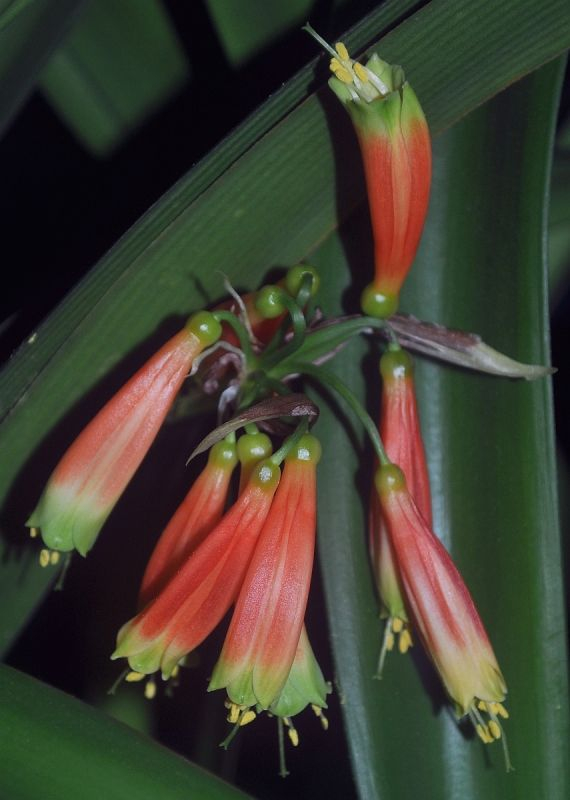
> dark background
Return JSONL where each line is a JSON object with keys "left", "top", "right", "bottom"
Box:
{"left": 1, "top": 2, "right": 568, "bottom": 798}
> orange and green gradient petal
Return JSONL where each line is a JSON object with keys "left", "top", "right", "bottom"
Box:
{"left": 376, "top": 464, "right": 511, "bottom": 765}
{"left": 112, "top": 459, "right": 281, "bottom": 678}
{"left": 26, "top": 311, "right": 222, "bottom": 557}
{"left": 308, "top": 30, "right": 431, "bottom": 318}
{"left": 208, "top": 434, "right": 321, "bottom": 711}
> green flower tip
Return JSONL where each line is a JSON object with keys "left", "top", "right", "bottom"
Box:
{"left": 361, "top": 283, "right": 399, "bottom": 319}
{"left": 186, "top": 310, "right": 222, "bottom": 347}
{"left": 379, "top": 348, "right": 413, "bottom": 380}
{"left": 249, "top": 459, "right": 281, "bottom": 491}
{"left": 209, "top": 439, "right": 238, "bottom": 469}
{"left": 237, "top": 431, "right": 273, "bottom": 466}
{"left": 254, "top": 285, "right": 286, "bottom": 319}
{"left": 375, "top": 463, "right": 406, "bottom": 495}
{"left": 286, "top": 433, "right": 321, "bottom": 465}
{"left": 284, "top": 264, "right": 320, "bottom": 298}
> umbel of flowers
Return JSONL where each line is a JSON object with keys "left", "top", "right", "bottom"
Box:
{"left": 26, "top": 27, "right": 554, "bottom": 776}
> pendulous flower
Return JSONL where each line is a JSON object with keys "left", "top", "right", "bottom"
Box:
{"left": 309, "top": 29, "right": 431, "bottom": 318}
{"left": 375, "top": 463, "right": 511, "bottom": 764}
{"left": 112, "top": 458, "right": 281, "bottom": 679}
{"left": 26, "top": 311, "right": 223, "bottom": 557}
{"left": 138, "top": 436, "right": 238, "bottom": 609}
{"left": 370, "top": 348, "right": 432, "bottom": 667}
{"left": 208, "top": 433, "right": 321, "bottom": 713}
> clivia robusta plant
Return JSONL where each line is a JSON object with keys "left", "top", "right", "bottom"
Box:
{"left": 23, "top": 29, "right": 558, "bottom": 781}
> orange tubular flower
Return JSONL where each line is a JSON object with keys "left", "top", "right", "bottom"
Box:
{"left": 314, "top": 31, "right": 431, "bottom": 318}
{"left": 208, "top": 434, "right": 321, "bottom": 713}
{"left": 112, "top": 458, "right": 281, "bottom": 679}
{"left": 375, "top": 464, "right": 511, "bottom": 764}
{"left": 370, "top": 348, "right": 432, "bottom": 667}
{"left": 138, "top": 437, "right": 238, "bottom": 609}
{"left": 26, "top": 312, "right": 222, "bottom": 557}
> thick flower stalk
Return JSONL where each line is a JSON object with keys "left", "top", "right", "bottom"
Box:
{"left": 370, "top": 348, "right": 432, "bottom": 667}
{"left": 138, "top": 436, "right": 238, "bottom": 609}
{"left": 26, "top": 311, "right": 222, "bottom": 557}
{"left": 208, "top": 433, "right": 321, "bottom": 715}
{"left": 375, "top": 464, "right": 510, "bottom": 763}
{"left": 307, "top": 28, "right": 431, "bottom": 318}
{"left": 112, "top": 458, "right": 281, "bottom": 679}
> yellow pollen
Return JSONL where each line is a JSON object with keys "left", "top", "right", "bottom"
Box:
{"left": 488, "top": 720, "right": 501, "bottom": 740}
{"left": 227, "top": 703, "right": 240, "bottom": 724}
{"left": 39, "top": 549, "right": 50, "bottom": 568}
{"left": 399, "top": 629, "right": 412, "bottom": 654}
{"left": 171, "top": 664, "right": 180, "bottom": 679}
{"left": 477, "top": 700, "right": 488, "bottom": 712}
{"left": 476, "top": 723, "right": 493, "bottom": 744}
{"left": 332, "top": 65, "right": 353, "bottom": 84}
{"left": 392, "top": 617, "right": 404, "bottom": 633}
{"left": 50, "top": 551, "right": 60, "bottom": 565}
{"left": 239, "top": 710, "right": 256, "bottom": 726}
{"left": 29, "top": 527, "right": 39, "bottom": 538}
{"left": 144, "top": 679, "right": 157, "bottom": 700}
{"left": 335, "top": 42, "right": 349, "bottom": 61}
{"left": 493, "top": 702, "right": 509, "bottom": 719}
{"left": 288, "top": 728, "right": 299, "bottom": 747}
{"left": 353, "top": 62, "right": 369, "bottom": 83}
{"left": 385, "top": 632, "right": 395, "bottom": 651}
{"left": 125, "top": 671, "right": 146, "bottom": 683}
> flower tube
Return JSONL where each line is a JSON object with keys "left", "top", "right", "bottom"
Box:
{"left": 112, "top": 458, "right": 281, "bottom": 679}
{"left": 138, "top": 437, "right": 238, "bottom": 609}
{"left": 370, "top": 348, "right": 432, "bottom": 667}
{"left": 375, "top": 464, "right": 510, "bottom": 762}
{"left": 26, "top": 312, "right": 222, "bottom": 557}
{"left": 308, "top": 29, "right": 431, "bottom": 317}
{"left": 208, "top": 433, "right": 321, "bottom": 712}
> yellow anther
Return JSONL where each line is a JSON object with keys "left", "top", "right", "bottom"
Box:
{"left": 227, "top": 703, "right": 241, "bottom": 724}
{"left": 334, "top": 66, "right": 353, "bottom": 85}
{"left": 171, "top": 664, "right": 180, "bottom": 679}
{"left": 39, "top": 549, "right": 50, "bottom": 568}
{"left": 125, "top": 671, "right": 146, "bottom": 683}
{"left": 392, "top": 617, "right": 404, "bottom": 633}
{"left": 288, "top": 727, "right": 300, "bottom": 747}
{"left": 311, "top": 704, "right": 322, "bottom": 717}
{"left": 50, "top": 551, "right": 60, "bottom": 565}
{"left": 476, "top": 723, "right": 493, "bottom": 744}
{"left": 239, "top": 710, "right": 256, "bottom": 726}
{"left": 385, "top": 632, "right": 395, "bottom": 652}
{"left": 477, "top": 700, "right": 488, "bottom": 712}
{"left": 353, "top": 62, "right": 369, "bottom": 83}
{"left": 144, "top": 679, "right": 157, "bottom": 700}
{"left": 493, "top": 702, "right": 509, "bottom": 719}
{"left": 398, "top": 629, "right": 412, "bottom": 654}
{"left": 488, "top": 720, "right": 502, "bottom": 740}
{"left": 335, "top": 42, "right": 349, "bottom": 61}
{"left": 29, "top": 527, "right": 39, "bottom": 538}
{"left": 330, "top": 57, "right": 342, "bottom": 72}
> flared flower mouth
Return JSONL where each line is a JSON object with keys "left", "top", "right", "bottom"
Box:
{"left": 375, "top": 463, "right": 511, "bottom": 768}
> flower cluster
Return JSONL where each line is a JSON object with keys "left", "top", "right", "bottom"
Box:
{"left": 25, "top": 27, "right": 549, "bottom": 778}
